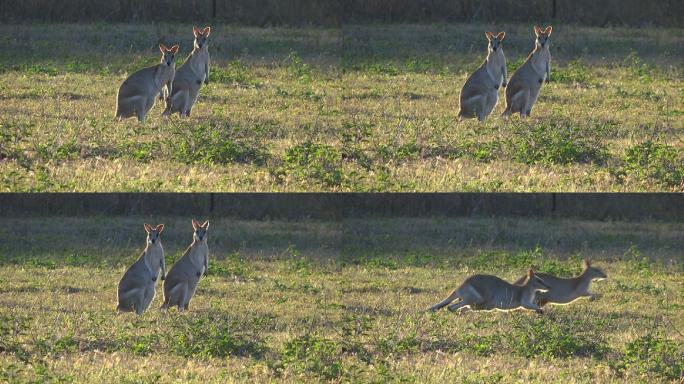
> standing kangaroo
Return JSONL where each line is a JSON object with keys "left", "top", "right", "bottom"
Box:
{"left": 117, "top": 224, "right": 166, "bottom": 315}
{"left": 428, "top": 269, "right": 550, "bottom": 314}
{"left": 161, "top": 219, "right": 209, "bottom": 311}
{"left": 115, "top": 44, "right": 179, "bottom": 122}
{"left": 163, "top": 26, "right": 211, "bottom": 118}
{"left": 502, "top": 25, "right": 552, "bottom": 118}
{"left": 458, "top": 31, "right": 507, "bottom": 121}
{"left": 513, "top": 258, "right": 607, "bottom": 306}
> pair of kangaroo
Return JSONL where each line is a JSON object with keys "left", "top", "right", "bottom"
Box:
{"left": 458, "top": 25, "right": 553, "bottom": 121}
{"left": 115, "top": 26, "right": 211, "bottom": 122}
{"left": 116, "top": 219, "right": 210, "bottom": 315}
{"left": 429, "top": 258, "right": 607, "bottom": 314}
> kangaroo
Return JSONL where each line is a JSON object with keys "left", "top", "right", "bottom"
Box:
{"left": 428, "top": 269, "right": 550, "bottom": 314}
{"left": 161, "top": 219, "right": 209, "bottom": 311}
{"left": 502, "top": 25, "right": 552, "bottom": 118}
{"left": 458, "top": 31, "right": 507, "bottom": 121}
{"left": 117, "top": 223, "right": 166, "bottom": 315}
{"left": 163, "top": 26, "right": 211, "bottom": 118}
{"left": 115, "top": 44, "right": 179, "bottom": 122}
{"left": 513, "top": 258, "right": 607, "bottom": 306}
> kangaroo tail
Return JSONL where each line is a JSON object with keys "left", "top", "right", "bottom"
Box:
{"left": 428, "top": 290, "right": 460, "bottom": 312}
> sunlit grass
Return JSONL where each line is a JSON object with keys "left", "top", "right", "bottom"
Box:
{"left": 0, "top": 216, "right": 682, "bottom": 382}
{"left": 0, "top": 23, "right": 682, "bottom": 191}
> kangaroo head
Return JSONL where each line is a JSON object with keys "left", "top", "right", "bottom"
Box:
{"left": 193, "top": 26, "right": 211, "bottom": 50}
{"left": 191, "top": 219, "right": 210, "bottom": 242}
{"left": 526, "top": 269, "right": 550, "bottom": 292}
{"left": 144, "top": 223, "right": 164, "bottom": 245}
{"left": 485, "top": 31, "right": 505, "bottom": 53}
{"left": 159, "top": 44, "right": 179, "bottom": 67}
{"left": 582, "top": 258, "right": 607, "bottom": 281}
{"left": 534, "top": 25, "right": 552, "bottom": 49}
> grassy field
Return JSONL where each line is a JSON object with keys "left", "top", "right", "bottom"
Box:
{"left": 0, "top": 23, "right": 682, "bottom": 191}
{"left": 0, "top": 216, "right": 683, "bottom": 382}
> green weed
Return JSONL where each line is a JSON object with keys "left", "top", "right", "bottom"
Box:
{"left": 616, "top": 141, "right": 683, "bottom": 188}
{"left": 278, "top": 141, "right": 344, "bottom": 187}
{"left": 277, "top": 334, "right": 343, "bottom": 380}
{"left": 506, "top": 315, "right": 608, "bottom": 359}
{"left": 508, "top": 120, "right": 609, "bottom": 165}
{"left": 169, "top": 317, "right": 266, "bottom": 359}
{"left": 611, "top": 334, "right": 684, "bottom": 380}
{"left": 169, "top": 122, "right": 270, "bottom": 166}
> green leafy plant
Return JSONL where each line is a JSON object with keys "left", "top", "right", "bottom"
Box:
{"left": 278, "top": 334, "right": 343, "bottom": 380}
{"left": 280, "top": 141, "right": 344, "bottom": 187}
{"left": 611, "top": 334, "right": 684, "bottom": 380}
{"left": 617, "top": 141, "right": 683, "bottom": 188}
{"left": 508, "top": 121, "right": 609, "bottom": 165}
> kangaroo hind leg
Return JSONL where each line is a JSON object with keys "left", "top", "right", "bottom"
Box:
{"left": 117, "top": 287, "right": 142, "bottom": 312}
{"left": 447, "top": 285, "right": 483, "bottom": 313}
{"left": 429, "top": 289, "right": 460, "bottom": 311}
{"left": 140, "top": 284, "right": 155, "bottom": 313}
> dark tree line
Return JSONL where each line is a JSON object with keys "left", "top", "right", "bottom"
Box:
{"left": 0, "top": 0, "right": 681, "bottom": 27}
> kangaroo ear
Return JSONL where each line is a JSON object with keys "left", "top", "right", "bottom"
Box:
{"left": 144, "top": 223, "right": 153, "bottom": 233}
{"left": 583, "top": 258, "right": 591, "bottom": 268}
{"left": 497, "top": 32, "right": 505, "bottom": 41}
{"left": 159, "top": 44, "right": 168, "bottom": 53}
{"left": 156, "top": 224, "right": 165, "bottom": 234}
{"left": 170, "top": 44, "right": 179, "bottom": 54}
{"left": 193, "top": 26, "right": 201, "bottom": 37}
{"left": 192, "top": 219, "right": 200, "bottom": 230}
{"left": 544, "top": 26, "right": 553, "bottom": 36}
{"left": 203, "top": 26, "right": 211, "bottom": 37}
{"left": 534, "top": 25, "right": 542, "bottom": 36}
{"left": 485, "top": 31, "right": 494, "bottom": 40}
{"left": 201, "top": 220, "right": 209, "bottom": 229}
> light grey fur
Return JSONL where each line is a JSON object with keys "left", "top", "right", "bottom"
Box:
{"left": 503, "top": 26, "right": 552, "bottom": 118}
{"left": 161, "top": 220, "right": 209, "bottom": 311}
{"left": 117, "top": 224, "right": 166, "bottom": 315}
{"left": 429, "top": 270, "right": 550, "bottom": 313}
{"left": 163, "top": 26, "right": 211, "bottom": 118}
{"left": 458, "top": 32, "right": 507, "bottom": 121}
{"left": 115, "top": 44, "right": 178, "bottom": 122}
{"left": 513, "top": 259, "right": 607, "bottom": 306}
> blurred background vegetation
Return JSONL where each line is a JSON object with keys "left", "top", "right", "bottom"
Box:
{"left": 1, "top": 0, "right": 682, "bottom": 27}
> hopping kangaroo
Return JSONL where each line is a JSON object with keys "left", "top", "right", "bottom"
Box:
{"left": 428, "top": 269, "right": 550, "bottom": 314}
{"left": 163, "top": 26, "right": 211, "bottom": 117}
{"left": 161, "top": 219, "right": 209, "bottom": 311}
{"left": 458, "top": 31, "right": 507, "bottom": 121}
{"left": 503, "top": 25, "right": 552, "bottom": 118}
{"left": 513, "top": 258, "right": 607, "bottom": 306}
{"left": 115, "top": 44, "right": 179, "bottom": 122}
{"left": 117, "top": 224, "right": 166, "bottom": 315}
